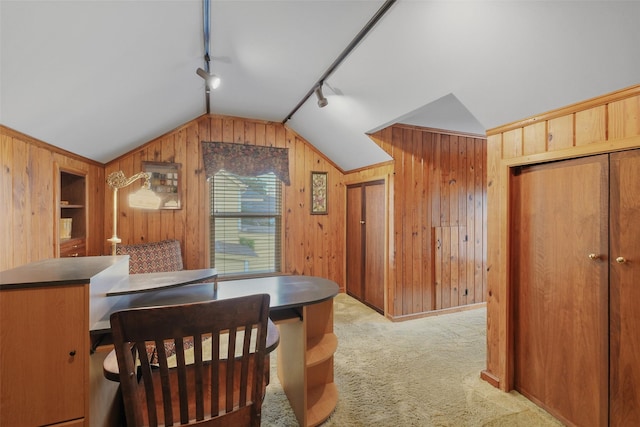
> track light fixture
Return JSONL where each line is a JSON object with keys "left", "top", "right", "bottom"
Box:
{"left": 196, "top": 67, "right": 221, "bottom": 90}
{"left": 315, "top": 84, "right": 328, "bottom": 108}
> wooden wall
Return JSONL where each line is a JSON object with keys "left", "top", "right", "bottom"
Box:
{"left": 360, "top": 124, "right": 487, "bottom": 319}
{"left": 484, "top": 84, "right": 640, "bottom": 390}
{"left": 104, "top": 115, "right": 347, "bottom": 288}
{"left": 2, "top": 115, "right": 487, "bottom": 322}
{"left": 0, "top": 126, "right": 105, "bottom": 271}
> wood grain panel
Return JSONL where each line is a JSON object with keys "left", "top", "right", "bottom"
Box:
{"left": 512, "top": 156, "right": 608, "bottom": 426}
{"left": 369, "top": 125, "right": 487, "bottom": 317}
{"left": 575, "top": 105, "right": 606, "bottom": 146}
{"left": 363, "top": 182, "right": 385, "bottom": 312}
{"left": 610, "top": 150, "right": 640, "bottom": 425}
{"left": 523, "top": 121, "right": 546, "bottom": 155}
{"left": 502, "top": 128, "right": 522, "bottom": 159}
{"left": 609, "top": 95, "right": 640, "bottom": 139}
{"left": 0, "top": 133, "right": 13, "bottom": 271}
{"left": 547, "top": 114, "right": 574, "bottom": 151}
{"left": 346, "top": 185, "right": 363, "bottom": 300}
{"left": 483, "top": 133, "right": 502, "bottom": 384}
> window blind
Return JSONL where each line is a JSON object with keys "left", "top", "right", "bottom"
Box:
{"left": 210, "top": 171, "right": 282, "bottom": 277}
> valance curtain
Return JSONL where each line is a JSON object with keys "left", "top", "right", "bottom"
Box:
{"left": 201, "top": 141, "right": 290, "bottom": 185}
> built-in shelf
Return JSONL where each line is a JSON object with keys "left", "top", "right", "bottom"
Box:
{"left": 57, "top": 167, "right": 87, "bottom": 257}
{"left": 306, "top": 332, "right": 338, "bottom": 368}
{"left": 277, "top": 298, "right": 337, "bottom": 427}
{"left": 307, "top": 382, "right": 338, "bottom": 427}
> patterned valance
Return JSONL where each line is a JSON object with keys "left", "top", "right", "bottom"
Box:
{"left": 201, "top": 142, "right": 290, "bottom": 185}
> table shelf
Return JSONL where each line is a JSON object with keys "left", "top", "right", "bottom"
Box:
{"left": 306, "top": 332, "right": 338, "bottom": 368}
{"left": 307, "top": 382, "right": 338, "bottom": 427}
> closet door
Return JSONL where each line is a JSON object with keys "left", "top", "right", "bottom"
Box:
{"left": 363, "top": 182, "right": 385, "bottom": 311}
{"left": 610, "top": 150, "right": 640, "bottom": 425}
{"left": 346, "top": 181, "right": 385, "bottom": 313}
{"left": 346, "top": 185, "right": 364, "bottom": 301}
{"left": 511, "top": 155, "right": 609, "bottom": 426}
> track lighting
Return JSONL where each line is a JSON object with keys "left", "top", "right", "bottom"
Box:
{"left": 314, "top": 85, "right": 328, "bottom": 108}
{"left": 196, "top": 67, "right": 221, "bottom": 89}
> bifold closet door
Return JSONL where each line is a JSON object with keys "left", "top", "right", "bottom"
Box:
{"left": 610, "top": 150, "right": 640, "bottom": 425}
{"left": 511, "top": 155, "right": 609, "bottom": 426}
{"left": 346, "top": 181, "right": 385, "bottom": 313}
{"left": 362, "top": 182, "right": 385, "bottom": 311}
{"left": 346, "top": 185, "right": 364, "bottom": 301}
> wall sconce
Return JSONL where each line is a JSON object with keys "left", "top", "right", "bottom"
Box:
{"left": 106, "top": 171, "right": 161, "bottom": 255}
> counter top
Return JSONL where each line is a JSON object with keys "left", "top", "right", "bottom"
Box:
{"left": 0, "top": 256, "right": 127, "bottom": 290}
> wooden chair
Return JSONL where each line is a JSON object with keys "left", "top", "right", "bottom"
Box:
{"left": 109, "top": 294, "right": 271, "bottom": 427}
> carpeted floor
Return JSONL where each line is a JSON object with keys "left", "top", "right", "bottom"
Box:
{"left": 261, "top": 293, "right": 563, "bottom": 426}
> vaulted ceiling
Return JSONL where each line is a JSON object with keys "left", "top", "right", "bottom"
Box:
{"left": 2, "top": 1, "right": 639, "bottom": 171}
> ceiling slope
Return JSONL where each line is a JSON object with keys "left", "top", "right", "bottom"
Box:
{"left": 2, "top": 1, "right": 640, "bottom": 171}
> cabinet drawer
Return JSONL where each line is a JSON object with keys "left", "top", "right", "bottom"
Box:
{"left": 60, "top": 238, "right": 86, "bottom": 257}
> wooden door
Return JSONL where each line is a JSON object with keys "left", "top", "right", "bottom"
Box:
{"left": 363, "top": 182, "right": 385, "bottom": 312}
{"left": 346, "top": 185, "right": 364, "bottom": 300}
{"left": 511, "top": 155, "right": 609, "bottom": 426}
{"left": 346, "top": 181, "right": 385, "bottom": 312}
{"left": 610, "top": 150, "right": 640, "bottom": 425}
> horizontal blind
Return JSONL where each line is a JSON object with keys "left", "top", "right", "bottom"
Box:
{"left": 210, "top": 171, "right": 281, "bottom": 277}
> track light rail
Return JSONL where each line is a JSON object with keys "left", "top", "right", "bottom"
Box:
{"left": 282, "top": 0, "right": 397, "bottom": 124}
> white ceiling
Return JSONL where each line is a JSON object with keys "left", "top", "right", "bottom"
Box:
{"left": 2, "top": 1, "right": 640, "bottom": 171}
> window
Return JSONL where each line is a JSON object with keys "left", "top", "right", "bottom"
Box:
{"left": 210, "top": 171, "right": 282, "bottom": 277}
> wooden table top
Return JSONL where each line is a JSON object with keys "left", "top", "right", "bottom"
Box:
{"left": 91, "top": 275, "right": 339, "bottom": 333}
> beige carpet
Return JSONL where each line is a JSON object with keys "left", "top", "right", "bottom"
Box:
{"left": 261, "top": 293, "right": 562, "bottom": 426}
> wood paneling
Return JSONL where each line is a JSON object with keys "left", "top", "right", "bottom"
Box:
{"left": 366, "top": 125, "right": 487, "bottom": 318}
{"left": 3, "top": 116, "right": 485, "bottom": 321}
{"left": 0, "top": 126, "right": 104, "bottom": 271}
{"left": 105, "top": 115, "right": 346, "bottom": 288}
{"left": 484, "top": 83, "right": 640, "bottom": 391}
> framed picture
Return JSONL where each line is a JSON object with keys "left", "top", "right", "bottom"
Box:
{"left": 311, "top": 171, "right": 328, "bottom": 215}
{"left": 142, "top": 161, "right": 182, "bottom": 209}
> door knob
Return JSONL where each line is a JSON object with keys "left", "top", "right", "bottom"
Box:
{"left": 360, "top": 220, "right": 365, "bottom": 224}
{"left": 588, "top": 253, "right": 599, "bottom": 260}
{"left": 616, "top": 256, "right": 627, "bottom": 264}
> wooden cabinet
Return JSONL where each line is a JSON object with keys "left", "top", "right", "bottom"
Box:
{"left": 57, "top": 167, "right": 87, "bottom": 257}
{"left": 511, "top": 150, "right": 640, "bottom": 426}
{"left": 346, "top": 180, "right": 385, "bottom": 313}
{"left": 276, "top": 298, "right": 338, "bottom": 427}
{"left": 0, "top": 284, "right": 89, "bottom": 427}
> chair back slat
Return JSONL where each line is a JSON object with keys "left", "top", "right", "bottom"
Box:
{"left": 110, "top": 293, "right": 270, "bottom": 427}
{"left": 193, "top": 334, "right": 205, "bottom": 421}
{"left": 239, "top": 325, "right": 253, "bottom": 407}
{"left": 225, "top": 328, "right": 237, "bottom": 413}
